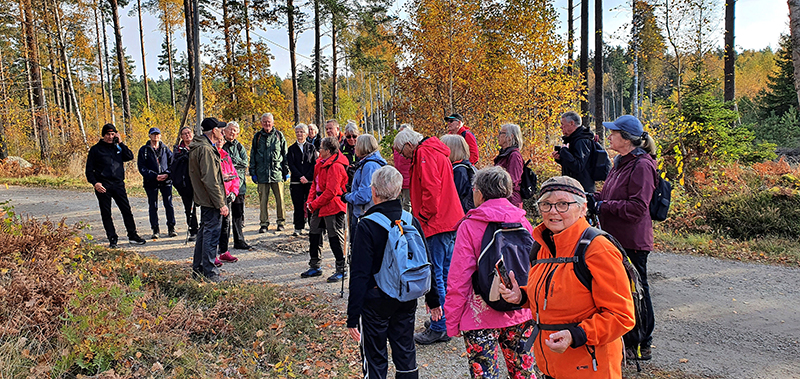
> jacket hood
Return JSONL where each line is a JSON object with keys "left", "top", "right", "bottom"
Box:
{"left": 189, "top": 134, "right": 213, "bottom": 150}
{"left": 465, "top": 198, "right": 528, "bottom": 223}
{"left": 563, "top": 126, "right": 594, "bottom": 144}
{"left": 417, "top": 137, "right": 450, "bottom": 159}
{"left": 321, "top": 151, "right": 350, "bottom": 168}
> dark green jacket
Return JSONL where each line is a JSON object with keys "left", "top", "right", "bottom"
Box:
{"left": 248, "top": 128, "right": 288, "bottom": 183}
{"left": 188, "top": 134, "right": 226, "bottom": 209}
{"left": 223, "top": 138, "right": 249, "bottom": 195}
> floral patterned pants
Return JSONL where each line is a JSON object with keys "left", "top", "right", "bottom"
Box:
{"left": 462, "top": 320, "right": 537, "bottom": 379}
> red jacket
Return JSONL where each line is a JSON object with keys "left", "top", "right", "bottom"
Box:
{"left": 307, "top": 151, "right": 349, "bottom": 217}
{"left": 456, "top": 125, "right": 480, "bottom": 164}
{"left": 410, "top": 137, "right": 465, "bottom": 237}
{"left": 393, "top": 148, "right": 412, "bottom": 189}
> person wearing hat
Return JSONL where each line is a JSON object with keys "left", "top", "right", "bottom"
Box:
{"left": 445, "top": 113, "right": 479, "bottom": 165}
{"left": 553, "top": 111, "right": 598, "bottom": 193}
{"left": 85, "top": 123, "right": 147, "bottom": 248}
{"left": 137, "top": 127, "right": 177, "bottom": 239}
{"left": 249, "top": 113, "right": 289, "bottom": 233}
{"left": 188, "top": 117, "right": 230, "bottom": 283}
{"left": 591, "top": 114, "right": 658, "bottom": 361}
{"left": 498, "top": 176, "right": 635, "bottom": 379}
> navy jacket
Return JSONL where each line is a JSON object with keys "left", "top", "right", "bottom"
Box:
{"left": 137, "top": 141, "right": 173, "bottom": 187}
{"left": 86, "top": 139, "right": 134, "bottom": 187}
{"left": 346, "top": 199, "right": 441, "bottom": 328}
{"left": 452, "top": 160, "right": 475, "bottom": 213}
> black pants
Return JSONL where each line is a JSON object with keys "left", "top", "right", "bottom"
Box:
{"left": 94, "top": 183, "right": 138, "bottom": 243}
{"left": 144, "top": 184, "right": 176, "bottom": 231}
{"left": 219, "top": 197, "right": 233, "bottom": 254}
{"left": 193, "top": 206, "right": 221, "bottom": 278}
{"left": 308, "top": 211, "right": 345, "bottom": 272}
{"left": 176, "top": 185, "right": 197, "bottom": 235}
{"left": 290, "top": 183, "right": 312, "bottom": 231}
{"left": 624, "top": 249, "right": 655, "bottom": 348}
{"left": 359, "top": 288, "right": 418, "bottom": 379}
{"left": 230, "top": 193, "right": 246, "bottom": 246}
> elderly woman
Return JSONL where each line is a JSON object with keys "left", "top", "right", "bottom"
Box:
{"left": 342, "top": 121, "right": 360, "bottom": 166}
{"left": 440, "top": 134, "right": 475, "bottom": 213}
{"left": 171, "top": 126, "right": 198, "bottom": 240}
{"left": 593, "top": 115, "right": 658, "bottom": 361}
{"left": 499, "top": 176, "right": 635, "bottom": 379}
{"left": 393, "top": 124, "right": 413, "bottom": 212}
{"left": 307, "top": 123, "right": 322, "bottom": 150}
{"left": 344, "top": 134, "right": 386, "bottom": 239}
{"left": 445, "top": 166, "right": 535, "bottom": 379}
{"left": 347, "top": 165, "right": 442, "bottom": 379}
{"left": 493, "top": 123, "right": 524, "bottom": 208}
{"left": 303, "top": 136, "right": 349, "bottom": 283}
{"left": 287, "top": 123, "right": 317, "bottom": 236}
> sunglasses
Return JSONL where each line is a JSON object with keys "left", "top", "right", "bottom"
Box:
{"left": 345, "top": 135, "right": 357, "bottom": 139}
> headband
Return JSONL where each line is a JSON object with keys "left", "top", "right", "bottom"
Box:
{"left": 538, "top": 183, "right": 586, "bottom": 199}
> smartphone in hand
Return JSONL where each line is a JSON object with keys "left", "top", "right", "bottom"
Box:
{"left": 495, "top": 258, "right": 513, "bottom": 289}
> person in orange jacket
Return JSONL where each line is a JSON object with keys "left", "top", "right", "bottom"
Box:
{"left": 302, "top": 136, "right": 350, "bottom": 283}
{"left": 499, "top": 176, "right": 635, "bottom": 379}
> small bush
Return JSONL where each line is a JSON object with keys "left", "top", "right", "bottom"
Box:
{"left": 705, "top": 190, "right": 800, "bottom": 239}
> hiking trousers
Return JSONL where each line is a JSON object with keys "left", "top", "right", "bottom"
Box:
{"left": 624, "top": 249, "right": 655, "bottom": 349}
{"left": 193, "top": 206, "right": 221, "bottom": 278}
{"left": 358, "top": 287, "right": 418, "bottom": 379}
{"left": 94, "top": 183, "right": 139, "bottom": 242}
{"left": 289, "top": 182, "right": 312, "bottom": 231}
{"left": 308, "top": 210, "right": 346, "bottom": 272}
{"left": 427, "top": 231, "right": 456, "bottom": 333}
{"left": 144, "top": 184, "right": 176, "bottom": 232}
{"left": 258, "top": 182, "right": 285, "bottom": 227}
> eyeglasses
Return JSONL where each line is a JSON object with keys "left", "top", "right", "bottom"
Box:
{"left": 346, "top": 135, "right": 357, "bottom": 139}
{"left": 498, "top": 132, "right": 507, "bottom": 136}
{"left": 537, "top": 201, "right": 578, "bottom": 213}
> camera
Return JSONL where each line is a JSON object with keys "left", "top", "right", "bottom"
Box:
{"left": 113, "top": 136, "right": 120, "bottom": 144}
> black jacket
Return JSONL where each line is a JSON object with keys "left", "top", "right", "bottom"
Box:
{"left": 287, "top": 141, "right": 316, "bottom": 182}
{"left": 557, "top": 126, "right": 596, "bottom": 193}
{"left": 86, "top": 139, "right": 134, "bottom": 187}
{"left": 137, "top": 141, "right": 173, "bottom": 187}
{"left": 452, "top": 160, "right": 475, "bottom": 213}
{"left": 346, "top": 199, "right": 441, "bottom": 328}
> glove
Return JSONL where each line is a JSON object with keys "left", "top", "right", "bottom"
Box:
{"left": 251, "top": 175, "right": 257, "bottom": 183}
{"left": 341, "top": 193, "right": 348, "bottom": 204}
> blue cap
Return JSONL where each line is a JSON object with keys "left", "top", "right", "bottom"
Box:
{"left": 602, "top": 115, "right": 643, "bottom": 137}
{"left": 148, "top": 127, "right": 161, "bottom": 135}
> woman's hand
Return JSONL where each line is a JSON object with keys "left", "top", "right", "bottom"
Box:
{"left": 498, "top": 271, "right": 522, "bottom": 305}
{"left": 544, "top": 330, "right": 572, "bottom": 354}
{"left": 348, "top": 327, "right": 360, "bottom": 342}
{"left": 300, "top": 176, "right": 308, "bottom": 184}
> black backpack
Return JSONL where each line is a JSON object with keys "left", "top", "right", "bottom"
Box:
{"left": 650, "top": 173, "right": 672, "bottom": 221}
{"left": 520, "top": 160, "right": 538, "bottom": 200}
{"left": 169, "top": 149, "right": 192, "bottom": 192}
{"left": 530, "top": 227, "right": 650, "bottom": 350}
{"left": 472, "top": 222, "right": 534, "bottom": 311}
{"left": 588, "top": 139, "right": 612, "bottom": 181}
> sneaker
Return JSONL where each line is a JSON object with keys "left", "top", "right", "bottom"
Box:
{"left": 300, "top": 267, "right": 322, "bottom": 278}
{"left": 276, "top": 225, "right": 285, "bottom": 231}
{"left": 214, "top": 257, "right": 223, "bottom": 267}
{"left": 326, "top": 271, "right": 346, "bottom": 283}
{"left": 258, "top": 226, "right": 268, "bottom": 233}
{"left": 219, "top": 251, "right": 239, "bottom": 263}
{"left": 151, "top": 232, "right": 160, "bottom": 239}
{"left": 292, "top": 230, "right": 300, "bottom": 237}
{"left": 233, "top": 243, "right": 253, "bottom": 250}
{"left": 639, "top": 345, "right": 652, "bottom": 361}
{"left": 168, "top": 227, "right": 178, "bottom": 237}
{"left": 188, "top": 233, "right": 197, "bottom": 242}
{"left": 129, "top": 235, "right": 147, "bottom": 245}
{"left": 414, "top": 328, "right": 451, "bottom": 345}
{"left": 109, "top": 241, "right": 118, "bottom": 249}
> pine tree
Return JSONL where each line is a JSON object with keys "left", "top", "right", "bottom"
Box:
{"left": 757, "top": 34, "right": 799, "bottom": 118}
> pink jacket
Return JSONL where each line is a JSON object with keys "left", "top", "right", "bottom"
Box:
{"left": 220, "top": 148, "right": 240, "bottom": 197}
{"left": 445, "top": 197, "right": 533, "bottom": 337}
{"left": 393, "top": 148, "right": 412, "bottom": 189}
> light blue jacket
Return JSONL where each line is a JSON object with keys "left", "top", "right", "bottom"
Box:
{"left": 345, "top": 151, "right": 386, "bottom": 219}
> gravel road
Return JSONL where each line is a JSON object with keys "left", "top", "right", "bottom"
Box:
{"left": 3, "top": 185, "right": 800, "bottom": 378}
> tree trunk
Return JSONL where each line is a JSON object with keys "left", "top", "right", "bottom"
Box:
{"left": 94, "top": 6, "right": 108, "bottom": 120}
{"left": 183, "top": 0, "right": 194, "bottom": 85}
{"left": 108, "top": 0, "right": 131, "bottom": 132}
{"left": 580, "top": 0, "right": 589, "bottom": 124}
{"left": 137, "top": 0, "right": 151, "bottom": 110}
{"left": 53, "top": 0, "right": 87, "bottom": 146}
{"left": 632, "top": 0, "right": 639, "bottom": 118}
{"left": 21, "top": 0, "right": 50, "bottom": 161}
{"left": 164, "top": 14, "right": 176, "bottom": 112}
{"left": 665, "top": 0, "right": 682, "bottom": 109}
{"left": 331, "top": 19, "right": 338, "bottom": 119}
{"left": 244, "top": 0, "right": 252, "bottom": 87}
{"left": 594, "top": 0, "right": 604, "bottom": 140}
{"left": 288, "top": 0, "right": 299, "bottom": 124}
{"left": 101, "top": 4, "right": 116, "bottom": 124}
{"left": 791, "top": 0, "right": 800, "bottom": 107}
{"left": 314, "top": 0, "right": 322, "bottom": 126}
{"left": 0, "top": 46, "right": 10, "bottom": 159}
{"left": 223, "top": 0, "right": 234, "bottom": 102}
{"left": 567, "top": 0, "right": 574, "bottom": 75}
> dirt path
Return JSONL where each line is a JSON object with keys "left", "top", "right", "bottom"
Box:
{"left": 3, "top": 185, "right": 800, "bottom": 378}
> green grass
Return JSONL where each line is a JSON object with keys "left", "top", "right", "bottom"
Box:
{"left": 0, "top": 174, "right": 92, "bottom": 190}
{"left": 655, "top": 228, "right": 800, "bottom": 267}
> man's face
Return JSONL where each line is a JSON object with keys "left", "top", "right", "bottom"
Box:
{"left": 325, "top": 122, "right": 339, "bottom": 138}
{"left": 261, "top": 116, "right": 274, "bottom": 132}
{"left": 149, "top": 133, "right": 161, "bottom": 145}
{"left": 103, "top": 131, "right": 117, "bottom": 144}
{"left": 560, "top": 118, "right": 579, "bottom": 137}
{"left": 224, "top": 126, "right": 239, "bottom": 142}
{"left": 447, "top": 119, "right": 462, "bottom": 134}
{"left": 212, "top": 127, "right": 224, "bottom": 144}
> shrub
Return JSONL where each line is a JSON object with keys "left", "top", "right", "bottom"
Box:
{"left": 705, "top": 189, "right": 800, "bottom": 239}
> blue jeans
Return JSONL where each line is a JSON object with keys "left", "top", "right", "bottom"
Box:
{"left": 144, "top": 184, "right": 176, "bottom": 231}
{"left": 427, "top": 231, "right": 456, "bottom": 332}
{"left": 193, "top": 206, "right": 221, "bottom": 278}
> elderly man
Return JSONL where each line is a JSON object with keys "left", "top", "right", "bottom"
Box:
{"left": 137, "top": 127, "right": 177, "bottom": 239}
{"left": 249, "top": 113, "right": 289, "bottom": 233}
{"left": 553, "top": 111, "right": 598, "bottom": 193}
{"left": 325, "top": 119, "right": 343, "bottom": 144}
{"left": 86, "top": 123, "right": 147, "bottom": 248}
{"left": 189, "top": 117, "right": 230, "bottom": 283}
{"left": 393, "top": 128, "right": 464, "bottom": 345}
{"left": 222, "top": 121, "right": 251, "bottom": 250}
{"left": 445, "top": 113, "right": 479, "bottom": 164}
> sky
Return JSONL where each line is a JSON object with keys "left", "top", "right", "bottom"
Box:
{"left": 116, "top": 0, "right": 790, "bottom": 81}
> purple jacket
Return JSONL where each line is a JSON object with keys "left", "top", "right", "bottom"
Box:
{"left": 597, "top": 147, "right": 658, "bottom": 251}
{"left": 494, "top": 147, "right": 523, "bottom": 207}
{"left": 445, "top": 198, "right": 533, "bottom": 337}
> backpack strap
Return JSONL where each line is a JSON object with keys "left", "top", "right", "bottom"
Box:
{"left": 400, "top": 210, "right": 414, "bottom": 226}
{"left": 362, "top": 212, "right": 392, "bottom": 232}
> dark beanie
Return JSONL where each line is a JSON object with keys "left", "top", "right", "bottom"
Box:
{"left": 101, "top": 123, "right": 117, "bottom": 136}
{"left": 201, "top": 117, "right": 226, "bottom": 132}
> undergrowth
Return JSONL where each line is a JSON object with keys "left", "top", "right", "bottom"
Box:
{"left": 0, "top": 204, "right": 357, "bottom": 378}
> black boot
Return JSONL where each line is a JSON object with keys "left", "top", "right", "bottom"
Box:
{"left": 168, "top": 225, "right": 178, "bottom": 237}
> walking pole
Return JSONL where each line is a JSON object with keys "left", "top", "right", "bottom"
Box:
{"left": 341, "top": 209, "right": 349, "bottom": 298}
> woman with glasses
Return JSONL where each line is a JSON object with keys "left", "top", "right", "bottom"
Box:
{"left": 493, "top": 123, "right": 524, "bottom": 208}
{"left": 342, "top": 121, "right": 360, "bottom": 167}
{"left": 498, "top": 176, "right": 635, "bottom": 379}
{"left": 591, "top": 115, "right": 658, "bottom": 361}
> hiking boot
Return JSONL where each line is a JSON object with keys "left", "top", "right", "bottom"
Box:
{"left": 300, "top": 267, "right": 322, "bottom": 278}
{"left": 327, "top": 271, "right": 346, "bottom": 283}
{"left": 292, "top": 230, "right": 301, "bottom": 237}
{"left": 414, "top": 328, "right": 450, "bottom": 345}
{"left": 129, "top": 235, "right": 147, "bottom": 245}
{"left": 258, "top": 226, "right": 268, "bottom": 233}
{"left": 188, "top": 233, "right": 197, "bottom": 242}
{"left": 639, "top": 345, "right": 652, "bottom": 361}
{"left": 151, "top": 231, "right": 160, "bottom": 239}
{"left": 108, "top": 239, "right": 118, "bottom": 249}
{"left": 233, "top": 243, "right": 253, "bottom": 250}
{"left": 219, "top": 251, "right": 239, "bottom": 263}
{"left": 168, "top": 226, "right": 178, "bottom": 237}
{"left": 625, "top": 347, "right": 639, "bottom": 361}
{"left": 276, "top": 224, "right": 285, "bottom": 232}
{"left": 214, "top": 257, "right": 223, "bottom": 267}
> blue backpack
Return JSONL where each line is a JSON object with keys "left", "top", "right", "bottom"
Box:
{"left": 362, "top": 211, "right": 432, "bottom": 302}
